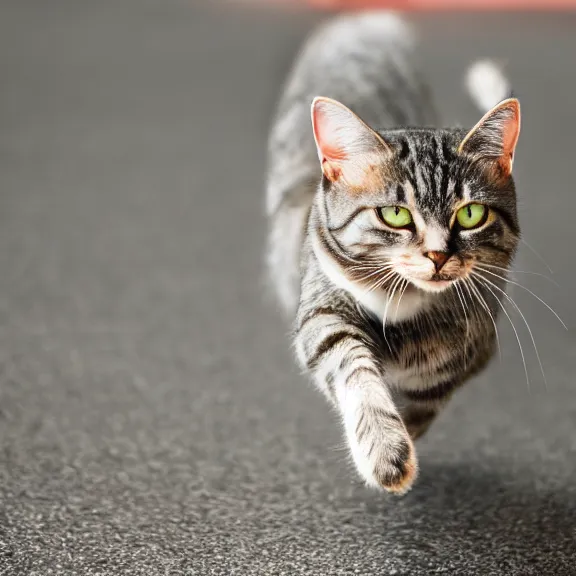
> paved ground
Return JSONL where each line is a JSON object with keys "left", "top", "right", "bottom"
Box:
{"left": 0, "top": 1, "right": 575, "bottom": 574}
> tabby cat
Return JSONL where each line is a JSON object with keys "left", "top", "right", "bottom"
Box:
{"left": 266, "top": 13, "right": 520, "bottom": 493}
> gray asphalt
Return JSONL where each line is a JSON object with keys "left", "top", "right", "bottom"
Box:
{"left": 0, "top": 2, "right": 575, "bottom": 574}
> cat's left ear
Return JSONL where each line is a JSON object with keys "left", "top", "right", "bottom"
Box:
{"left": 311, "top": 96, "right": 392, "bottom": 186}
{"left": 458, "top": 98, "right": 521, "bottom": 178}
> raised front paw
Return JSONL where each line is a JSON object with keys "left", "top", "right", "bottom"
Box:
{"left": 347, "top": 406, "right": 418, "bottom": 494}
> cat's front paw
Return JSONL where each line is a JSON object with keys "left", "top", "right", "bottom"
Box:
{"left": 348, "top": 407, "right": 418, "bottom": 494}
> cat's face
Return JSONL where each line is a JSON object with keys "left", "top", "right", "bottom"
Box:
{"left": 312, "top": 98, "right": 521, "bottom": 297}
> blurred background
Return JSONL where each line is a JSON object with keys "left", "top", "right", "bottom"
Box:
{"left": 0, "top": 1, "right": 575, "bottom": 574}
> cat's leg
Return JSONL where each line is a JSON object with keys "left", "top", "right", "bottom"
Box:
{"left": 295, "top": 304, "right": 417, "bottom": 494}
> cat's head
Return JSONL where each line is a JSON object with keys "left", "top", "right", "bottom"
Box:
{"left": 311, "top": 97, "right": 521, "bottom": 296}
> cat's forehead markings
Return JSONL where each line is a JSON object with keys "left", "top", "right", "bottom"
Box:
{"left": 414, "top": 164, "right": 427, "bottom": 201}
{"left": 462, "top": 183, "right": 473, "bottom": 202}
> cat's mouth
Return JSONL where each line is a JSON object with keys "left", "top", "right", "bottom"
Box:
{"left": 408, "top": 276, "right": 458, "bottom": 293}
{"left": 392, "top": 258, "right": 470, "bottom": 294}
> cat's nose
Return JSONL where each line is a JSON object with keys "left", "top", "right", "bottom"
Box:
{"left": 424, "top": 251, "right": 450, "bottom": 272}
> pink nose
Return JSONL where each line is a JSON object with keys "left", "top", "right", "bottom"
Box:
{"left": 424, "top": 251, "right": 450, "bottom": 272}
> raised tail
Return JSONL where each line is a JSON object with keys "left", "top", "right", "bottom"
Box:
{"left": 465, "top": 60, "right": 513, "bottom": 113}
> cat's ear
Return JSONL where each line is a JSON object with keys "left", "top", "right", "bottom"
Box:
{"left": 458, "top": 98, "right": 521, "bottom": 178}
{"left": 311, "top": 97, "right": 391, "bottom": 186}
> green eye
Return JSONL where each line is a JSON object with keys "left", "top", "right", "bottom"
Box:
{"left": 378, "top": 206, "right": 413, "bottom": 228}
{"left": 456, "top": 203, "right": 488, "bottom": 229}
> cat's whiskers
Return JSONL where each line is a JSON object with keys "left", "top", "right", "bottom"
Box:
{"left": 394, "top": 279, "right": 409, "bottom": 321}
{"left": 353, "top": 265, "right": 394, "bottom": 287}
{"left": 348, "top": 262, "right": 393, "bottom": 289}
{"left": 454, "top": 281, "right": 470, "bottom": 351}
{"left": 348, "top": 256, "right": 391, "bottom": 269}
{"left": 375, "top": 271, "right": 399, "bottom": 293}
{"left": 383, "top": 275, "right": 404, "bottom": 352}
{"left": 520, "top": 238, "right": 554, "bottom": 275}
{"left": 348, "top": 260, "right": 393, "bottom": 274}
{"left": 465, "top": 276, "right": 502, "bottom": 360}
{"left": 460, "top": 279, "right": 478, "bottom": 333}
{"left": 363, "top": 274, "right": 395, "bottom": 299}
{"left": 471, "top": 273, "right": 530, "bottom": 391}
{"left": 478, "top": 262, "right": 558, "bottom": 287}
{"left": 452, "top": 282, "right": 471, "bottom": 368}
{"left": 473, "top": 271, "right": 548, "bottom": 390}
{"left": 461, "top": 278, "right": 481, "bottom": 324}
{"left": 360, "top": 268, "right": 397, "bottom": 298}
{"left": 474, "top": 265, "right": 567, "bottom": 330}
{"left": 351, "top": 262, "right": 394, "bottom": 275}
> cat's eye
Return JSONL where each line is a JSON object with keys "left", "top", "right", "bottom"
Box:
{"left": 456, "top": 203, "right": 488, "bottom": 230}
{"left": 377, "top": 206, "right": 413, "bottom": 229}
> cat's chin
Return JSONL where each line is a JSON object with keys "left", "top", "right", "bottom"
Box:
{"left": 409, "top": 278, "right": 455, "bottom": 294}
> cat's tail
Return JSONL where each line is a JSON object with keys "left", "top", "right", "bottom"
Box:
{"left": 465, "top": 60, "right": 513, "bottom": 113}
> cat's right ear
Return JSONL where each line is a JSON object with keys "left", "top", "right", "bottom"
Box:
{"left": 458, "top": 98, "right": 521, "bottom": 178}
{"left": 311, "top": 97, "right": 391, "bottom": 186}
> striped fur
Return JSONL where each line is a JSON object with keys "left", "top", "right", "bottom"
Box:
{"left": 266, "top": 13, "right": 520, "bottom": 493}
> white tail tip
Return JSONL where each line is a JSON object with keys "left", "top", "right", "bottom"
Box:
{"left": 466, "top": 60, "right": 511, "bottom": 113}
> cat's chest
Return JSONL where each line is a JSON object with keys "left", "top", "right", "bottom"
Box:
{"left": 378, "top": 314, "right": 492, "bottom": 389}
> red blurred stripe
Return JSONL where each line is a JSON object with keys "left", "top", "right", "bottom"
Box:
{"left": 257, "top": 0, "right": 576, "bottom": 9}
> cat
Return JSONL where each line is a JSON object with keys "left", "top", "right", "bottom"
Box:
{"left": 266, "top": 13, "right": 520, "bottom": 494}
